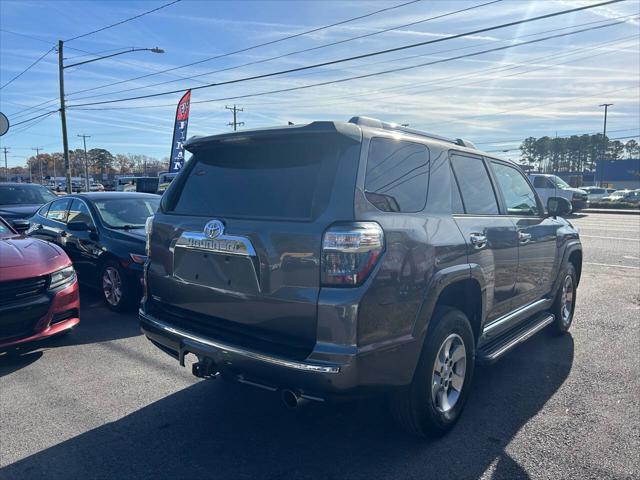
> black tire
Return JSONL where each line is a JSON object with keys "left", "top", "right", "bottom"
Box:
{"left": 390, "top": 307, "right": 475, "bottom": 437}
{"left": 550, "top": 263, "right": 577, "bottom": 335}
{"left": 99, "top": 260, "right": 133, "bottom": 312}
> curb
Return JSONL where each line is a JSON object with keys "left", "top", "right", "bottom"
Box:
{"left": 581, "top": 209, "right": 640, "bottom": 215}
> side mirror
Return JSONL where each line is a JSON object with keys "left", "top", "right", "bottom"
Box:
{"left": 547, "top": 197, "right": 572, "bottom": 217}
{"left": 10, "top": 219, "right": 30, "bottom": 232}
{"left": 67, "top": 221, "right": 92, "bottom": 232}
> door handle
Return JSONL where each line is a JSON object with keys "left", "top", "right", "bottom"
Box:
{"left": 59, "top": 231, "right": 68, "bottom": 237}
{"left": 469, "top": 233, "right": 487, "bottom": 249}
{"left": 518, "top": 231, "right": 532, "bottom": 244}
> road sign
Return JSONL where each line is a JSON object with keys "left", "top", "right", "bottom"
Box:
{"left": 0, "top": 112, "right": 9, "bottom": 136}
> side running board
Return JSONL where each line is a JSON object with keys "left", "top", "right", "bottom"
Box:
{"left": 477, "top": 313, "right": 554, "bottom": 364}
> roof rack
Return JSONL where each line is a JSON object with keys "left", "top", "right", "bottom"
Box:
{"left": 348, "top": 116, "right": 476, "bottom": 149}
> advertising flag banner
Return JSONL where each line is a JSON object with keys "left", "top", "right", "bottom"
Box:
{"left": 169, "top": 90, "right": 191, "bottom": 172}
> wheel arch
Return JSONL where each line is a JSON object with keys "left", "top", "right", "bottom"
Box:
{"left": 416, "top": 265, "right": 486, "bottom": 345}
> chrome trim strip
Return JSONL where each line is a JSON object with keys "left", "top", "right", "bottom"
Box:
{"left": 172, "top": 231, "right": 256, "bottom": 257}
{"left": 141, "top": 312, "right": 340, "bottom": 374}
{"left": 484, "top": 314, "right": 554, "bottom": 361}
{"left": 483, "top": 298, "right": 549, "bottom": 335}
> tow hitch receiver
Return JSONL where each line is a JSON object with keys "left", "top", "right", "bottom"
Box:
{"left": 192, "top": 357, "right": 219, "bottom": 379}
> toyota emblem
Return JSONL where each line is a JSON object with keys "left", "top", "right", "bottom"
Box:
{"left": 203, "top": 220, "right": 224, "bottom": 239}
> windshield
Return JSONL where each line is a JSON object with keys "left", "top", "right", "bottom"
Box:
{"left": 549, "top": 175, "right": 570, "bottom": 188}
{"left": 94, "top": 197, "right": 160, "bottom": 228}
{"left": 0, "top": 185, "right": 57, "bottom": 205}
{"left": 0, "top": 220, "right": 16, "bottom": 238}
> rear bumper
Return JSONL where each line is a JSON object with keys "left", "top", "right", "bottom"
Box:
{"left": 140, "top": 308, "right": 416, "bottom": 399}
{"left": 0, "top": 280, "right": 80, "bottom": 350}
{"left": 571, "top": 199, "right": 587, "bottom": 211}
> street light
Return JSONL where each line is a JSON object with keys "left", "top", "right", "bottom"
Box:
{"left": 58, "top": 43, "right": 164, "bottom": 193}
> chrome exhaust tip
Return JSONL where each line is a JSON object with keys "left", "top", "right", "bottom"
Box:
{"left": 281, "top": 389, "right": 308, "bottom": 409}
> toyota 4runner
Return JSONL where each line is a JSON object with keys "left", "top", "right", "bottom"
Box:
{"left": 140, "top": 116, "right": 582, "bottom": 437}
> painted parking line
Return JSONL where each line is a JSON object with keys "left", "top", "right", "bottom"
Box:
{"left": 580, "top": 235, "right": 640, "bottom": 241}
{"left": 584, "top": 262, "right": 640, "bottom": 270}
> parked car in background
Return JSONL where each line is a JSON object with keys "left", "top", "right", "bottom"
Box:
{"left": 157, "top": 172, "right": 178, "bottom": 194}
{"left": 135, "top": 177, "right": 160, "bottom": 194}
{"left": 602, "top": 189, "right": 640, "bottom": 203}
{"left": 0, "top": 183, "right": 58, "bottom": 233}
{"left": 26, "top": 192, "right": 160, "bottom": 311}
{"left": 0, "top": 216, "right": 80, "bottom": 351}
{"left": 529, "top": 174, "right": 588, "bottom": 211}
{"left": 141, "top": 117, "right": 582, "bottom": 437}
{"left": 90, "top": 182, "right": 105, "bottom": 192}
{"left": 581, "top": 186, "right": 616, "bottom": 202}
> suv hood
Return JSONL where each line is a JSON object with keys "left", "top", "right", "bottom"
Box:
{"left": 0, "top": 237, "right": 69, "bottom": 281}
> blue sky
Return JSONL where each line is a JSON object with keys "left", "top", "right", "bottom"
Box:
{"left": 1, "top": 0, "right": 639, "bottom": 168}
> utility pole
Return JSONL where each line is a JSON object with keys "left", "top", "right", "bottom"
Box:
{"left": 225, "top": 104, "right": 244, "bottom": 131}
{"left": 598, "top": 103, "right": 613, "bottom": 186}
{"left": 2, "top": 147, "right": 8, "bottom": 182}
{"left": 58, "top": 40, "right": 72, "bottom": 194}
{"left": 77, "top": 134, "right": 91, "bottom": 191}
{"left": 32, "top": 147, "right": 43, "bottom": 184}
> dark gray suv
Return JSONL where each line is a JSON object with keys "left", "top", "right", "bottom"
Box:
{"left": 140, "top": 117, "right": 582, "bottom": 437}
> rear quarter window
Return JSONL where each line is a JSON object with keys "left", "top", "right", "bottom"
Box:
{"left": 364, "top": 138, "right": 429, "bottom": 213}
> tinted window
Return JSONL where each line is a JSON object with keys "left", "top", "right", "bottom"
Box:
{"left": 171, "top": 134, "right": 349, "bottom": 220}
{"left": 450, "top": 154, "right": 499, "bottom": 215}
{"left": 95, "top": 197, "right": 159, "bottom": 228}
{"left": 532, "top": 176, "right": 550, "bottom": 188}
{"left": 450, "top": 166, "right": 464, "bottom": 214}
{"left": 364, "top": 138, "right": 429, "bottom": 213}
{"left": 67, "top": 199, "right": 94, "bottom": 226}
{"left": 47, "top": 198, "right": 71, "bottom": 222}
{"left": 491, "top": 162, "right": 539, "bottom": 216}
{"left": 0, "top": 185, "right": 57, "bottom": 205}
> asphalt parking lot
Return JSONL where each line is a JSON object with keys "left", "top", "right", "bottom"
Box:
{"left": 1, "top": 212, "right": 638, "bottom": 480}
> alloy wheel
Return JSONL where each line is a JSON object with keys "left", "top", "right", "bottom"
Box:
{"left": 561, "top": 274, "right": 574, "bottom": 326}
{"left": 102, "top": 266, "right": 122, "bottom": 307}
{"left": 431, "top": 333, "right": 467, "bottom": 414}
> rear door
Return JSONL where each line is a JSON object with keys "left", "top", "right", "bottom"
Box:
{"left": 490, "top": 160, "right": 559, "bottom": 307}
{"left": 147, "top": 128, "right": 361, "bottom": 357}
{"left": 64, "top": 198, "right": 101, "bottom": 283}
{"left": 30, "top": 198, "right": 71, "bottom": 247}
{"left": 450, "top": 152, "right": 518, "bottom": 322}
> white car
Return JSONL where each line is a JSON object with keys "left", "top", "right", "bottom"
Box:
{"left": 603, "top": 189, "right": 640, "bottom": 203}
{"left": 529, "top": 174, "right": 588, "bottom": 211}
{"left": 582, "top": 186, "right": 615, "bottom": 202}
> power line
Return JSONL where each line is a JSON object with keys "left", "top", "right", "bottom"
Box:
{"left": 237, "top": 32, "right": 639, "bottom": 112}
{"left": 68, "top": 31, "right": 639, "bottom": 113}
{"left": 64, "top": 0, "right": 424, "bottom": 97}
{"left": 0, "top": 46, "right": 56, "bottom": 90}
{"left": 8, "top": 110, "right": 59, "bottom": 128}
{"left": 4, "top": 0, "right": 423, "bottom": 120}
{"left": 67, "top": 0, "right": 501, "bottom": 102}
{"left": 65, "top": 0, "right": 182, "bottom": 42}
{"left": 65, "top": 0, "right": 626, "bottom": 108}
{"left": 68, "top": 16, "right": 632, "bottom": 112}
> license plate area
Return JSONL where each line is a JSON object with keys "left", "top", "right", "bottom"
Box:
{"left": 173, "top": 249, "right": 260, "bottom": 294}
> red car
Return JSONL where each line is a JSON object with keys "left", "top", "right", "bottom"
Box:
{"left": 0, "top": 216, "right": 80, "bottom": 351}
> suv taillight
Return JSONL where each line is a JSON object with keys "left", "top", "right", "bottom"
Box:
{"left": 321, "top": 222, "right": 384, "bottom": 287}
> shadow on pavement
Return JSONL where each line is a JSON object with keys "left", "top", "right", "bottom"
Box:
{"left": 0, "top": 290, "right": 140, "bottom": 371}
{"left": 0, "top": 331, "right": 574, "bottom": 479}
{"left": 0, "top": 350, "right": 43, "bottom": 377}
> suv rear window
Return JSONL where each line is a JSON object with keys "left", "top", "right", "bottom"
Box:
{"left": 168, "top": 134, "right": 348, "bottom": 220}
